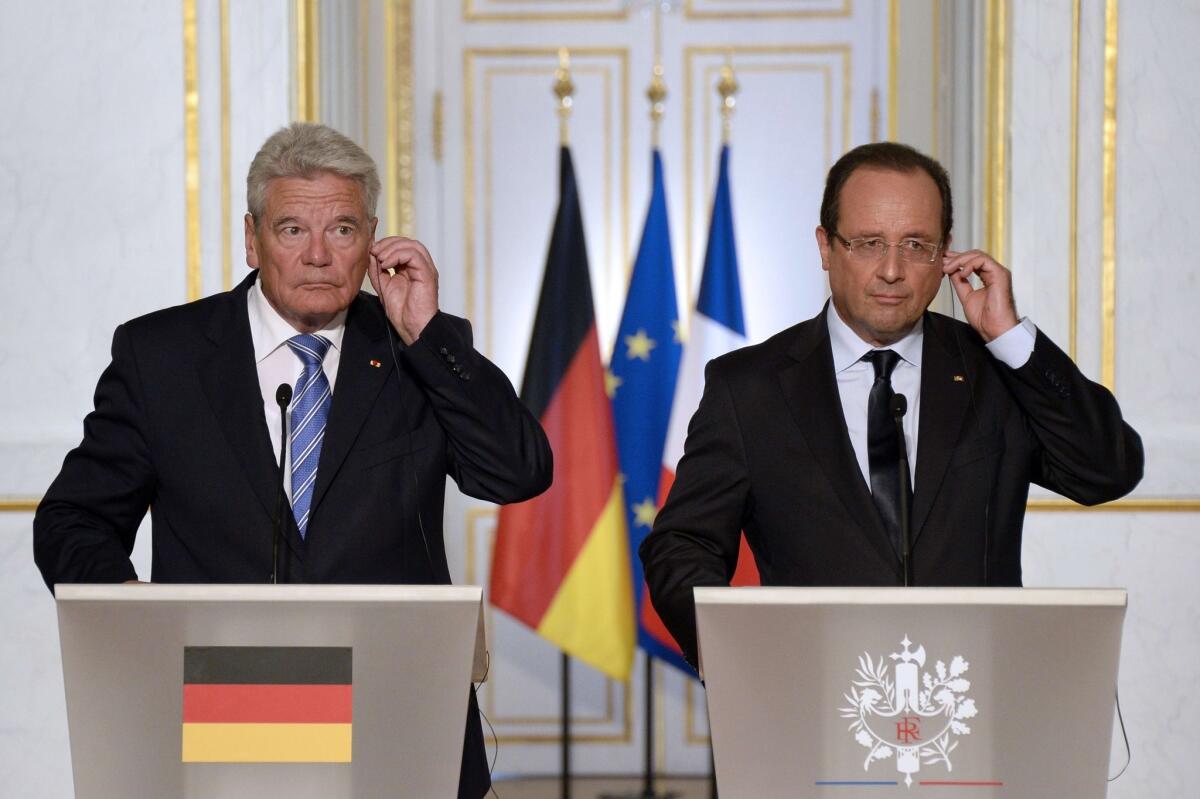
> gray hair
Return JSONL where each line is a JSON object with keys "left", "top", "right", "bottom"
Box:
{"left": 246, "top": 122, "right": 381, "bottom": 221}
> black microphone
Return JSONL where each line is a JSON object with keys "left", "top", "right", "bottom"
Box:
{"left": 890, "top": 393, "right": 913, "bottom": 587}
{"left": 272, "top": 383, "right": 292, "bottom": 584}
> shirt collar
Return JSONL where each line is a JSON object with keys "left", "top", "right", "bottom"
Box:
{"left": 247, "top": 279, "right": 347, "bottom": 364}
{"left": 826, "top": 302, "right": 924, "bottom": 374}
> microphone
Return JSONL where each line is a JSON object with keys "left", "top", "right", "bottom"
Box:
{"left": 890, "top": 393, "right": 913, "bottom": 587}
{"left": 272, "top": 383, "right": 292, "bottom": 584}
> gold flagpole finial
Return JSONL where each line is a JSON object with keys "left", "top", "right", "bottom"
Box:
{"left": 647, "top": 3, "right": 668, "bottom": 147}
{"left": 647, "top": 62, "right": 667, "bottom": 147}
{"left": 554, "top": 48, "right": 575, "bottom": 146}
{"left": 717, "top": 52, "right": 738, "bottom": 144}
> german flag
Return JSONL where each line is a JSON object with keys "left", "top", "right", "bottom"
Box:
{"left": 181, "top": 646, "right": 352, "bottom": 763}
{"left": 490, "top": 147, "right": 634, "bottom": 682}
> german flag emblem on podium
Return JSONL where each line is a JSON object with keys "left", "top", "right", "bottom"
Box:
{"left": 181, "top": 646, "right": 352, "bottom": 763}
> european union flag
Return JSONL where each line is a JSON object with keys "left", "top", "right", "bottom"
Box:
{"left": 610, "top": 150, "right": 684, "bottom": 669}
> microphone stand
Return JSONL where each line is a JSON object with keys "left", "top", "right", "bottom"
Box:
{"left": 891, "top": 394, "right": 913, "bottom": 587}
{"left": 272, "top": 384, "right": 292, "bottom": 584}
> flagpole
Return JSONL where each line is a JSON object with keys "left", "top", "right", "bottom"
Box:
{"left": 554, "top": 49, "right": 574, "bottom": 799}
{"left": 605, "top": 6, "right": 687, "bottom": 795}
{"left": 712, "top": 56, "right": 737, "bottom": 799}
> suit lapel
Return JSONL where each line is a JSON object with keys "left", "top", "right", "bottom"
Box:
{"left": 777, "top": 310, "right": 901, "bottom": 575}
{"left": 197, "top": 274, "right": 296, "bottom": 549}
{"left": 911, "top": 313, "right": 972, "bottom": 542}
{"left": 309, "top": 295, "right": 395, "bottom": 514}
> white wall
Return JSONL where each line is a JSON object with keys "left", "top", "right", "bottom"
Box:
{"left": 1009, "top": 1, "right": 1200, "bottom": 796}
{"left": 0, "top": 2, "right": 291, "bottom": 796}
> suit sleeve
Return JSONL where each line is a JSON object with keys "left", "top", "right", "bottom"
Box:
{"left": 33, "top": 325, "right": 154, "bottom": 592}
{"left": 400, "top": 311, "right": 552, "bottom": 504}
{"left": 639, "top": 360, "right": 749, "bottom": 669}
{"left": 998, "top": 329, "right": 1144, "bottom": 504}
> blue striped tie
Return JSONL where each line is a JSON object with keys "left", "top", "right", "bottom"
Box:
{"left": 287, "top": 333, "right": 332, "bottom": 539}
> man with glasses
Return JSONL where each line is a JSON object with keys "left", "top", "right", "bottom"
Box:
{"left": 640, "top": 142, "right": 1143, "bottom": 669}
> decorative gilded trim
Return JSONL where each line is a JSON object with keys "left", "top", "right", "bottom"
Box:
{"left": 931, "top": 0, "right": 940, "bottom": 155}
{"left": 464, "top": 47, "right": 631, "bottom": 357}
{"left": 684, "top": 45, "right": 851, "bottom": 308}
{"left": 294, "top": 0, "right": 320, "bottom": 122}
{"left": 1100, "top": 0, "right": 1118, "bottom": 390}
{"left": 983, "top": 0, "right": 1009, "bottom": 265}
{"left": 0, "top": 499, "right": 40, "bottom": 513}
{"left": 684, "top": 0, "right": 852, "bottom": 19}
{"left": 1069, "top": 0, "right": 1080, "bottom": 361}
{"left": 183, "top": 0, "right": 201, "bottom": 302}
{"left": 888, "top": 0, "right": 898, "bottom": 141}
{"left": 1027, "top": 498, "right": 1200, "bottom": 512}
{"left": 360, "top": 0, "right": 371, "bottom": 149}
{"left": 464, "top": 0, "right": 628, "bottom": 22}
{"left": 385, "top": 0, "right": 415, "bottom": 236}
{"left": 220, "top": 0, "right": 232, "bottom": 291}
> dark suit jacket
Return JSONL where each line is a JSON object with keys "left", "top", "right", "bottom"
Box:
{"left": 639, "top": 308, "right": 1144, "bottom": 668}
{"left": 34, "top": 271, "right": 552, "bottom": 797}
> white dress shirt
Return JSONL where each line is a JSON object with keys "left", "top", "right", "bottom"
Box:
{"left": 247, "top": 282, "right": 346, "bottom": 499}
{"left": 826, "top": 305, "right": 1037, "bottom": 491}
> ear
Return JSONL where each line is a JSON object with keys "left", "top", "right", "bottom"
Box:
{"left": 245, "top": 214, "right": 260, "bottom": 269}
{"left": 816, "top": 226, "right": 832, "bottom": 272}
{"left": 368, "top": 217, "right": 379, "bottom": 242}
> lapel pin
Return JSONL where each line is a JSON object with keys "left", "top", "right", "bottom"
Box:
{"left": 369, "top": 359, "right": 382, "bottom": 368}
{"left": 953, "top": 375, "right": 965, "bottom": 383}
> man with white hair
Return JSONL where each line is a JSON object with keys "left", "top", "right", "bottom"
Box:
{"left": 35, "top": 122, "right": 551, "bottom": 797}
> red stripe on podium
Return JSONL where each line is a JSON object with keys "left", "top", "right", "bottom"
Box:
{"left": 182, "top": 683, "right": 352, "bottom": 723}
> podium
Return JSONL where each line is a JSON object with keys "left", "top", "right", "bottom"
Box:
{"left": 55, "top": 583, "right": 487, "bottom": 799}
{"left": 695, "top": 587, "right": 1126, "bottom": 798}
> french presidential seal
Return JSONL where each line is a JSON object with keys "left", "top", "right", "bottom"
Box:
{"left": 838, "top": 636, "right": 978, "bottom": 787}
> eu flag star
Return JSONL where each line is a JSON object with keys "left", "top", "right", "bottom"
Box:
{"left": 632, "top": 497, "right": 658, "bottom": 528}
{"left": 605, "top": 369, "right": 623, "bottom": 398}
{"left": 624, "top": 329, "right": 657, "bottom": 361}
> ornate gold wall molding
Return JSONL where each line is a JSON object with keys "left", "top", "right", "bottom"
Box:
{"left": 464, "top": 0, "right": 628, "bottom": 22}
{"left": 983, "top": 0, "right": 1009, "bottom": 265}
{"left": 684, "top": 0, "right": 851, "bottom": 19}
{"left": 184, "top": 0, "right": 201, "bottom": 302}
{"left": 294, "top": 0, "right": 320, "bottom": 121}
{"left": 1100, "top": 0, "right": 1118, "bottom": 391}
{"left": 385, "top": 0, "right": 415, "bottom": 236}
{"left": 683, "top": 44, "right": 851, "bottom": 306}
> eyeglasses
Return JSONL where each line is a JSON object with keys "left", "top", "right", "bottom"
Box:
{"left": 831, "top": 232, "right": 943, "bottom": 264}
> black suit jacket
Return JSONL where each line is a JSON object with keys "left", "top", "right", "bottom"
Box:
{"left": 639, "top": 308, "right": 1144, "bottom": 668}
{"left": 34, "top": 271, "right": 552, "bottom": 797}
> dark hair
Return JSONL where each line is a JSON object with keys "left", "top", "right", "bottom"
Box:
{"left": 820, "top": 142, "right": 953, "bottom": 242}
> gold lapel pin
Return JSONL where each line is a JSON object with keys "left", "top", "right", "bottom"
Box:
{"left": 953, "top": 375, "right": 965, "bottom": 382}
{"left": 369, "top": 359, "right": 382, "bottom": 368}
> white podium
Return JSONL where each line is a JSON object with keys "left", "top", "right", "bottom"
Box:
{"left": 695, "top": 587, "right": 1126, "bottom": 798}
{"left": 56, "top": 583, "right": 487, "bottom": 799}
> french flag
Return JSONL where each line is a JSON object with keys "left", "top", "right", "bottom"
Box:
{"left": 641, "top": 144, "right": 760, "bottom": 664}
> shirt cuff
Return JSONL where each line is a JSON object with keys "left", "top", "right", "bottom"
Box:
{"left": 985, "top": 317, "right": 1037, "bottom": 368}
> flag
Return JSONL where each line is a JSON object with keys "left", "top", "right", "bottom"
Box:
{"left": 641, "top": 144, "right": 761, "bottom": 663}
{"left": 609, "top": 150, "right": 684, "bottom": 670}
{"left": 181, "top": 646, "right": 352, "bottom": 763}
{"left": 491, "top": 147, "right": 634, "bottom": 682}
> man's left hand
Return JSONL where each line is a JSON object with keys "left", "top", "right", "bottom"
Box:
{"left": 368, "top": 237, "right": 439, "bottom": 345}
{"left": 943, "top": 249, "right": 1020, "bottom": 342}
